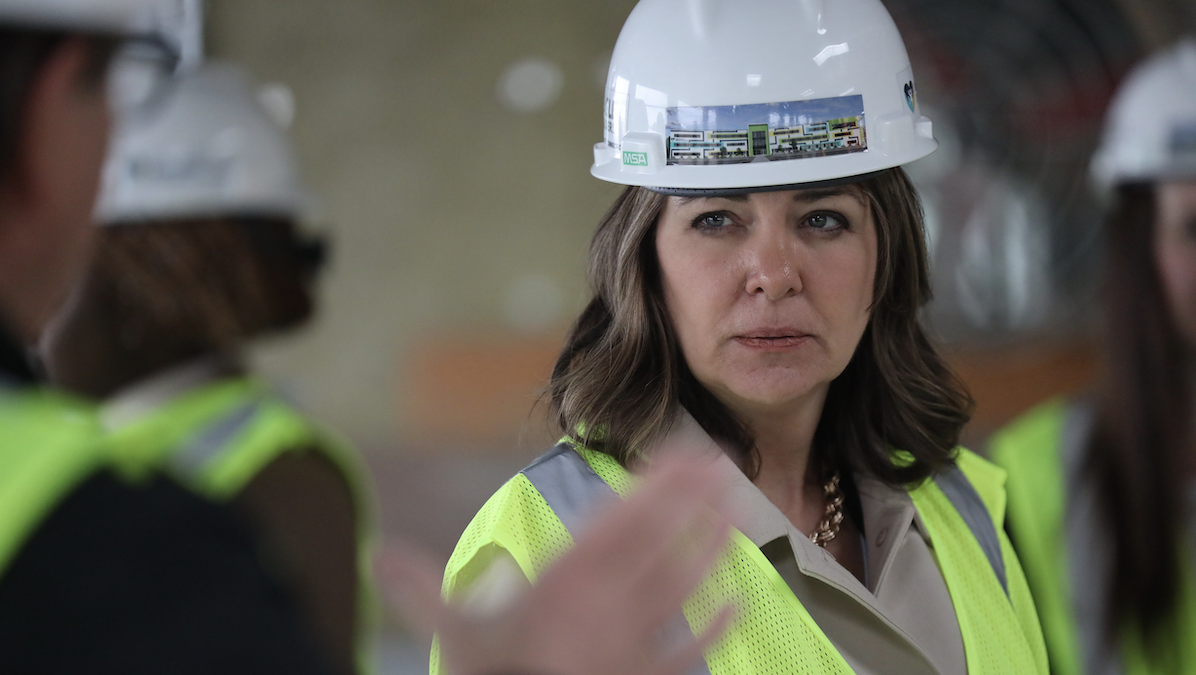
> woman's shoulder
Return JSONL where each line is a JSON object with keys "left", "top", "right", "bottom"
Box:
{"left": 950, "top": 446, "right": 1007, "bottom": 525}
{"left": 446, "top": 443, "right": 599, "bottom": 591}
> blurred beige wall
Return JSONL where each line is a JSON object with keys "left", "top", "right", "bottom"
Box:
{"left": 207, "top": 0, "right": 638, "bottom": 452}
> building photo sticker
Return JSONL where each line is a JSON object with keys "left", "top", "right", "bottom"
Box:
{"left": 664, "top": 95, "right": 867, "bottom": 166}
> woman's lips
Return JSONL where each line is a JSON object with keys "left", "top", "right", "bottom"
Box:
{"left": 732, "top": 329, "right": 813, "bottom": 351}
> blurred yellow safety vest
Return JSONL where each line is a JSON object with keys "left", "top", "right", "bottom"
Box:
{"left": 0, "top": 384, "right": 104, "bottom": 577}
{"left": 435, "top": 443, "right": 1048, "bottom": 675}
{"left": 991, "top": 398, "right": 1196, "bottom": 675}
{"left": 104, "top": 376, "right": 379, "bottom": 674}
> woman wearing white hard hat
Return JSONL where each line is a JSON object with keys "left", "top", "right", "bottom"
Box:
{"left": 39, "top": 60, "right": 377, "bottom": 675}
{"left": 0, "top": 2, "right": 342, "bottom": 673}
{"left": 991, "top": 39, "right": 1196, "bottom": 675}
{"left": 437, "top": 0, "right": 1048, "bottom": 674}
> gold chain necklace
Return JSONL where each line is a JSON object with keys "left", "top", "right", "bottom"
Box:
{"left": 809, "top": 471, "right": 844, "bottom": 547}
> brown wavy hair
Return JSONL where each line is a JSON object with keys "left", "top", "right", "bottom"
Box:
{"left": 548, "top": 167, "right": 973, "bottom": 486}
{"left": 1088, "top": 183, "right": 1193, "bottom": 661}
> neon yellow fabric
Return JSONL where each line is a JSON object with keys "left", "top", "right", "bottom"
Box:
{"left": 435, "top": 443, "right": 1047, "bottom": 675}
{"left": 992, "top": 399, "right": 1196, "bottom": 675}
{"left": 0, "top": 387, "right": 103, "bottom": 577}
{"left": 989, "top": 398, "right": 1078, "bottom": 675}
{"left": 908, "top": 450, "right": 1048, "bottom": 675}
{"left": 104, "top": 376, "right": 379, "bottom": 674}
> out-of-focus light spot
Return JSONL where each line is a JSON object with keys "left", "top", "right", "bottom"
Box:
{"left": 257, "top": 84, "right": 295, "bottom": 129}
{"left": 497, "top": 57, "right": 564, "bottom": 114}
{"left": 746, "top": 74, "right": 762, "bottom": 86}
{"left": 503, "top": 272, "right": 564, "bottom": 333}
{"left": 954, "top": 178, "right": 1050, "bottom": 330}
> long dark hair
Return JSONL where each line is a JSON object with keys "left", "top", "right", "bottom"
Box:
{"left": 548, "top": 168, "right": 973, "bottom": 486}
{"left": 1088, "top": 183, "right": 1193, "bottom": 658}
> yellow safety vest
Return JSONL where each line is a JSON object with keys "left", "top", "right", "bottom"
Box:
{"left": 435, "top": 442, "right": 1048, "bottom": 675}
{"left": 0, "top": 384, "right": 104, "bottom": 577}
{"left": 991, "top": 398, "right": 1196, "bottom": 675}
{"left": 103, "top": 376, "right": 379, "bottom": 674}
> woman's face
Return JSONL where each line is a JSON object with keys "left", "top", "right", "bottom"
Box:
{"left": 1155, "top": 179, "right": 1196, "bottom": 348}
{"left": 655, "top": 187, "right": 877, "bottom": 419}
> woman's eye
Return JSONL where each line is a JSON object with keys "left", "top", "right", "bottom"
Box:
{"left": 693, "top": 213, "right": 732, "bottom": 230}
{"left": 806, "top": 212, "right": 845, "bottom": 231}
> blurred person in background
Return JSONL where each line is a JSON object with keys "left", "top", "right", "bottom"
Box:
{"left": 991, "top": 39, "right": 1196, "bottom": 675}
{"left": 38, "top": 59, "right": 375, "bottom": 675}
{"left": 436, "top": 1, "right": 1049, "bottom": 674}
{"left": 0, "top": 1, "right": 347, "bottom": 672}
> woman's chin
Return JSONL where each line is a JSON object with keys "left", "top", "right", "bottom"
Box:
{"left": 714, "top": 377, "right": 829, "bottom": 416}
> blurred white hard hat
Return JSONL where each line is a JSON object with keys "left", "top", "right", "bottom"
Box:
{"left": 96, "top": 60, "right": 314, "bottom": 224}
{"left": 1091, "top": 38, "right": 1196, "bottom": 189}
{"left": 0, "top": 0, "right": 157, "bottom": 35}
{"left": 591, "top": 0, "right": 937, "bottom": 193}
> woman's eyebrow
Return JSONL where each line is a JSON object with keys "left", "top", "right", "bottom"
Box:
{"left": 794, "top": 187, "right": 866, "bottom": 207}
{"left": 676, "top": 194, "right": 750, "bottom": 206}
{"left": 676, "top": 189, "right": 865, "bottom": 208}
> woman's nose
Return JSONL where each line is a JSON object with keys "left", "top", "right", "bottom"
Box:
{"left": 744, "top": 225, "right": 802, "bottom": 300}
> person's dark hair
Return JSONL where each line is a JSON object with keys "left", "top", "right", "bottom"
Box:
{"left": 548, "top": 167, "right": 973, "bottom": 486}
{"left": 0, "top": 26, "right": 117, "bottom": 185}
{"left": 90, "top": 217, "right": 323, "bottom": 355}
{"left": 1088, "top": 183, "right": 1192, "bottom": 662}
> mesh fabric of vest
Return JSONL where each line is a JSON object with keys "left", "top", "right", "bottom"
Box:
{"left": 909, "top": 449, "right": 1048, "bottom": 674}
{"left": 990, "top": 399, "right": 1080, "bottom": 675}
{"left": 437, "top": 443, "right": 1048, "bottom": 675}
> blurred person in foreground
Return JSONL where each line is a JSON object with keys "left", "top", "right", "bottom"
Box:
{"left": 435, "top": 0, "right": 1049, "bottom": 673}
{"left": 991, "top": 39, "right": 1196, "bottom": 675}
{"left": 0, "top": 3, "right": 734, "bottom": 673}
{"left": 0, "top": 1, "right": 350, "bottom": 672}
{"left": 38, "top": 59, "right": 376, "bottom": 675}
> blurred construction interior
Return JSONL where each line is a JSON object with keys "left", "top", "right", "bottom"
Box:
{"left": 202, "top": 0, "right": 1196, "bottom": 670}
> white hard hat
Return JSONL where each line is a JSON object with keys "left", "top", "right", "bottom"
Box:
{"left": 1091, "top": 39, "right": 1196, "bottom": 189}
{"left": 96, "top": 60, "right": 313, "bottom": 224}
{"left": 0, "top": 0, "right": 157, "bottom": 35}
{"left": 591, "top": 0, "right": 936, "bottom": 193}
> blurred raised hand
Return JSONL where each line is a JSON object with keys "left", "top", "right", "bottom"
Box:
{"left": 378, "top": 453, "right": 734, "bottom": 675}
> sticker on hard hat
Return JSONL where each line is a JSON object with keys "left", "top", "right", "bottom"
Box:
{"left": 623, "top": 151, "right": 650, "bottom": 166}
{"left": 664, "top": 95, "right": 866, "bottom": 166}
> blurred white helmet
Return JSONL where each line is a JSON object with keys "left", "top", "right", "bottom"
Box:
{"left": 0, "top": 0, "right": 157, "bottom": 34}
{"left": 96, "top": 60, "right": 313, "bottom": 224}
{"left": 1091, "top": 39, "right": 1196, "bottom": 189}
{"left": 591, "top": 0, "right": 936, "bottom": 193}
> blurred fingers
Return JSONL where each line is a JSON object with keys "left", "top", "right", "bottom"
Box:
{"left": 374, "top": 540, "right": 449, "bottom": 642}
{"left": 651, "top": 605, "right": 735, "bottom": 675}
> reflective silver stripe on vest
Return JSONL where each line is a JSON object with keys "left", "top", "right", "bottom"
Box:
{"left": 1061, "top": 401, "right": 1123, "bottom": 675}
{"left": 520, "top": 442, "right": 616, "bottom": 537}
{"left": 168, "top": 399, "right": 262, "bottom": 480}
{"left": 521, "top": 443, "right": 713, "bottom": 675}
{"left": 934, "top": 464, "right": 1009, "bottom": 597}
